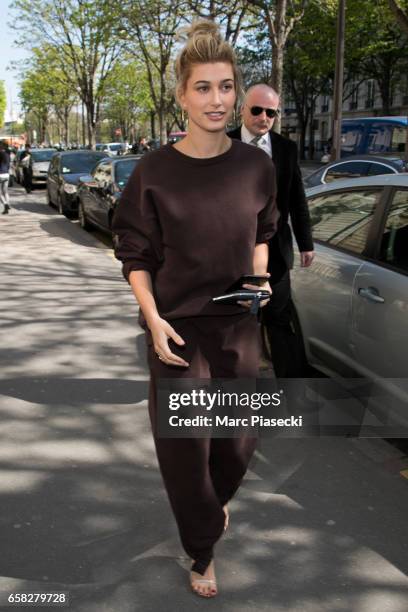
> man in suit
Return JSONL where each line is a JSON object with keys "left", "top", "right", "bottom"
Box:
{"left": 229, "top": 84, "right": 314, "bottom": 377}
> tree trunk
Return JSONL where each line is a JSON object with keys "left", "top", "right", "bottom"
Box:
{"left": 308, "top": 100, "right": 315, "bottom": 160}
{"left": 64, "top": 108, "right": 69, "bottom": 145}
{"left": 150, "top": 111, "right": 156, "bottom": 140}
{"left": 271, "top": 44, "right": 284, "bottom": 133}
{"left": 388, "top": 0, "right": 408, "bottom": 35}
{"left": 86, "top": 101, "right": 97, "bottom": 149}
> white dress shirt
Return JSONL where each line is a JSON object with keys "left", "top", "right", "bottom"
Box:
{"left": 241, "top": 124, "right": 272, "bottom": 158}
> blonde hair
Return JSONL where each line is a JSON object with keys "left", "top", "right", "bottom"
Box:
{"left": 175, "top": 20, "right": 242, "bottom": 100}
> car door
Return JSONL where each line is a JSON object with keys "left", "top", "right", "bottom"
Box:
{"left": 93, "top": 162, "right": 113, "bottom": 229}
{"left": 86, "top": 162, "right": 106, "bottom": 223}
{"left": 292, "top": 187, "right": 383, "bottom": 375}
{"left": 47, "top": 155, "right": 60, "bottom": 203}
{"left": 351, "top": 187, "right": 408, "bottom": 378}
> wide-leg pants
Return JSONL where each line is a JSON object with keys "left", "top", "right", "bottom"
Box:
{"left": 145, "top": 313, "right": 261, "bottom": 575}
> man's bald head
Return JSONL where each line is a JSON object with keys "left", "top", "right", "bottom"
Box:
{"left": 241, "top": 84, "right": 280, "bottom": 136}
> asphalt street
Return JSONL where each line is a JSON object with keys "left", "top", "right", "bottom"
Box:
{"left": 0, "top": 185, "right": 407, "bottom": 612}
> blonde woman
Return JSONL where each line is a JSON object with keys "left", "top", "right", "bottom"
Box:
{"left": 113, "top": 20, "right": 278, "bottom": 598}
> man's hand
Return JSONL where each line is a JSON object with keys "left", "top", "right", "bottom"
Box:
{"left": 300, "top": 251, "right": 315, "bottom": 267}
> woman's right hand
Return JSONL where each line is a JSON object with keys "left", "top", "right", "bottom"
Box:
{"left": 149, "top": 316, "right": 189, "bottom": 367}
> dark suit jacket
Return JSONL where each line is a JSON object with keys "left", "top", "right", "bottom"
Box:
{"left": 228, "top": 127, "right": 313, "bottom": 283}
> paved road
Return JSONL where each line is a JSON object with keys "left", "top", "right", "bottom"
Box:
{"left": 0, "top": 187, "right": 407, "bottom": 612}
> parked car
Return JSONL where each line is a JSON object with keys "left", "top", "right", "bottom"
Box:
{"left": 304, "top": 155, "right": 407, "bottom": 189}
{"left": 77, "top": 155, "right": 141, "bottom": 234}
{"left": 14, "top": 148, "right": 56, "bottom": 187}
{"left": 291, "top": 174, "right": 408, "bottom": 429}
{"left": 95, "top": 142, "right": 125, "bottom": 156}
{"left": 46, "top": 150, "right": 108, "bottom": 217}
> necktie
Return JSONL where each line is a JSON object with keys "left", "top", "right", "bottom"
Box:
{"left": 251, "top": 135, "right": 262, "bottom": 147}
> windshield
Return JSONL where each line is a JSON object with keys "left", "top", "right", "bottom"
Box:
{"left": 61, "top": 153, "right": 107, "bottom": 174}
{"left": 115, "top": 159, "right": 139, "bottom": 189}
{"left": 109, "top": 144, "right": 123, "bottom": 151}
{"left": 31, "top": 150, "right": 55, "bottom": 162}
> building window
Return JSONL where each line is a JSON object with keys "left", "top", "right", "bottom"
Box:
{"left": 321, "top": 95, "right": 329, "bottom": 113}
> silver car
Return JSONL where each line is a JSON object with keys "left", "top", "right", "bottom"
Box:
{"left": 291, "top": 174, "right": 408, "bottom": 429}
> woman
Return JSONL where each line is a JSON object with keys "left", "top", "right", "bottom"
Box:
{"left": 112, "top": 20, "right": 278, "bottom": 598}
{"left": 0, "top": 143, "right": 11, "bottom": 214}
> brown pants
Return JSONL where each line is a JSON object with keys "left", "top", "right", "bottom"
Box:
{"left": 146, "top": 313, "right": 260, "bottom": 575}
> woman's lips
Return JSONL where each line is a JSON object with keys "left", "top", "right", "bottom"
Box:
{"left": 205, "top": 112, "right": 225, "bottom": 120}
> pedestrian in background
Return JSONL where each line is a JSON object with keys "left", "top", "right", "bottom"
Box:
{"left": 20, "top": 143, "right": 33, "bottom": 194}
{"left": 0, "top": 142, "right": 11, "bottom": 214}
{"left": 138, "top": 137, "right": 151, "bottom": 154}
{"left": 113, "top": 20, "right": 277, "bottom": 598}
{"left": 229, "top": 84, "right": 314, "bottom": 377}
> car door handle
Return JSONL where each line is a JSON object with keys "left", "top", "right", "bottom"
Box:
{"left": 358, "top": 287, "right": 385, "bottom": 304}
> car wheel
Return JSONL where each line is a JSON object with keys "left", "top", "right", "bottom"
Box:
{"left": 78, "top": 202, "right": 91, "bottom": 230}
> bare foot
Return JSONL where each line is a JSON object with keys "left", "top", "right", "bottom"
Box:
{"left": 223, "top": 504, "right": 229, "bottom": 531}
{"left": 190, "top": 560, "right": 217, "bottom": 597}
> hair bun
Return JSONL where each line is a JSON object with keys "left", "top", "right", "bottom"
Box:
{"left": 176, "top": 19, "right": 221, "bottom": 45}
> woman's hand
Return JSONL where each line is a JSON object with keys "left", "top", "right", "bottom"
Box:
{"left": 237, "top": 273, "right": 272, "bottom": 310}
{"left": 149, "top": 316, "right": 189, "bottom": 367}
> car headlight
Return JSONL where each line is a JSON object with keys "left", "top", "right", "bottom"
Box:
{"left": 64, "top": 184, "right": 77, "bottom": 194}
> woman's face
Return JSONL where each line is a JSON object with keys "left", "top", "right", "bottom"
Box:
{"left": 179, "top": 62, "right": 236, "bottom": 133}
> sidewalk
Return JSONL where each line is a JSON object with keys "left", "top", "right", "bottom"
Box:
{"left": 0, "top": 187, "right": 407, "bottom": 612}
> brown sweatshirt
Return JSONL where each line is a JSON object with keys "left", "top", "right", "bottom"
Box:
{"left": 112, "top": 139, "right": 278, "bottom": 322}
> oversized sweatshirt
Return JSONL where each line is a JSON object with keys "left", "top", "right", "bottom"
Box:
{"left": 112, "top": 139, "right": 279, "bottom": 322}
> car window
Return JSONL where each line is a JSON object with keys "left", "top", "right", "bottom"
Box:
{"left": 61, "top": 153, "right": 107, "bottom": 174}
{"left": 308, "top": 189, "right": 381, "bottom": 254}
{"left": 340, "top": 124, "right": 364, "bottom": 155}
{"left": 31, "top": 150, "right": 55, "bottom": 162}
{"left": 367, "top": 123, "right": 393, "bottom": 154}
{"left": 378, "top": 190, "right": 408, "bottom": 273}
{"left": 324, "top": 162, "right": 370, "bottom": 183}
{"left": 391, "top": 126, "right": 406, "bottom": 155}
{"left": 115, "top": 159, "right": 139, "bottom": 189}
{"left": 93, "top": 162, "right": 111, "bottom": 184}
{"left": 367, "top": 162, "right": 396, "bottom": 176}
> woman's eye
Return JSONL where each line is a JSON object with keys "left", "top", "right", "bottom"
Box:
{"left": 223, "top": 84, "right": 233, "bottom": 91}
{"left": 198, "top": 86, "right": 208, "bottom": 92}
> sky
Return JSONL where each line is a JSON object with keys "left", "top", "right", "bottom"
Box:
{"left": 0, "top": 0, "right": 30, "bottom": 122}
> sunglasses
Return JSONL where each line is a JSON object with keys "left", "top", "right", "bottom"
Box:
{"left": 250, "top": 106, "right": 280, "bottom": 119}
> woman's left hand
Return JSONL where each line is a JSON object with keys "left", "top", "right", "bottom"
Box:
{"left": 237, "top": 274, "right": 272, "bottom": 309}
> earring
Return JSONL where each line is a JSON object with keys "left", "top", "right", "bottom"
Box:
{"left": 233, "top": 108, "right": 236, "bottom": 123}
{"left": 181, "top": 108, "right": 185, "bottom": 123}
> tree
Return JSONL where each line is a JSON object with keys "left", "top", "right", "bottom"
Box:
{"left": 388, "top": 0, "right": 408, "bottom": 33}
{"left": 0, "top": 81, "right": 6, "bottom": 128}
{"left": 123, "top": 0, "right": 184, "bottom": 144}
{"left": 284, "top": 0, "right": 336, "bottom": 158}
{"left": 345, "top": 0, "right": 408, "bottom": 115}
{"left": 245, "top": 0, "right": 309, "bottom": 132}
{"left": 102, "top": 57, "right": 154, "bottom": 142}
{"left": 12, "top": 0, "right": 125, "bottom": 147}
{"left": 19, "top": 68, "right": 52, "bottom": 143}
